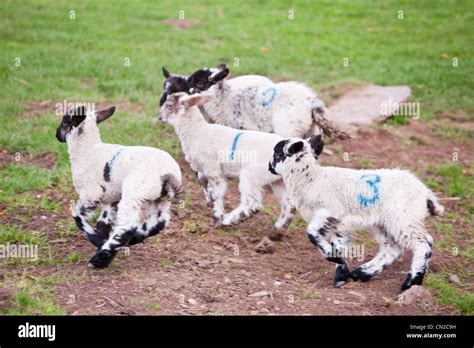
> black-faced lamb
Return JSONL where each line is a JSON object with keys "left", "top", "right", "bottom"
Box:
{"left": 158, "top": 92, "right": 293, "bottom": 228}
{"left": 159, "top": 64, "right": 348, "bottom": 140}
{"left": 56, "top": 105, "right": 182, "bottom": 268}
{"left": 268, "top": 135, "right": 444, "bottom": 290}
{"left": 159, "top": 65, "right": 271, "bottom": 106}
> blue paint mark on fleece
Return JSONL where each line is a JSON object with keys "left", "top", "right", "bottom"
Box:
{"left": 261, "top": 87, "right": 277, "bottom": 108}
{"left": 357, "top": 174, "right": 381, "bottom": 207}
{"left": 108, "top": 148, "right": 124, "bottom": 178}
{"left": 229, "top": 132, "right": 244, "bottom": 161}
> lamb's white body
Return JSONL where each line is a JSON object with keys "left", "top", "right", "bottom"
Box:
{"left": 270, "top": 137, "right": 443, "bottom": 290}
{"left": 63, "top": 108, "right": 182, "bottom": 268}
{"left": 224, "top": 75, "right": 272, "bottom": 91}
{"left": 199, "top": 81, "right": 326, "bottom": 138}
{"left": 159, "top": 93, "right": 293, "bottom": 228}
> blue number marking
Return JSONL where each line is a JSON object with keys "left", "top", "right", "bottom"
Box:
{"left": 357, "top": 174, "right": 381, "bottom": 207}
{"left": 261, "top": 87, "right": 277, "bottom": 108}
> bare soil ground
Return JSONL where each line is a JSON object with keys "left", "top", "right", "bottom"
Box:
{"left": 1, "top": 117, "right": 471, "bottom": 315}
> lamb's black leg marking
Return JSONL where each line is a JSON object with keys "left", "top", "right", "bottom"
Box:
{"left": 308, "top": 216, "right": 344, "bottom": 263}
{"left": 401, "top": 238, "right": 432, "bottom": 291}
{"left": 334, "top": 262, "right": 351, "bottom": 288}
{"left": 88, "top": 227, "right": 136, "bottom": 269}
{"left": 349, "top": 267, "right": 374, "bottom": 282}
{"left": 88, "top": 249, "right": 117, "bottom": 269}
{"left": 401, "top": 272, "right": 425, "bottom": 291}
{"left": 73, "top": 202, "right": 104, "bottom": 248}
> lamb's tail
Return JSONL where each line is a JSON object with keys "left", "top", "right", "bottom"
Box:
{"left": 161, "top": 174, "right": 184, "bottom": 203}
{"left": 427, "top": 191, "right": 444, "bottom": 217}
{"left": 311, "top": 106, "right": 351, "bottom": 140}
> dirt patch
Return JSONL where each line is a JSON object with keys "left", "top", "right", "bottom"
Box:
{"left": 0, "top": 149, "right": 58, "bottom": 170}
{"left": 0, "top": 287, "right": 14, "bottom": 314}
{"left": 161, "top": 18, "right": 201, "bottom": 30}
{"left": 21, "top": 100, "right": 142, "bottom": 120}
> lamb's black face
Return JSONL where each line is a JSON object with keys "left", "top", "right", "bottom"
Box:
{"left": 269, "top": 140, "right": 289, "bottom": 175}
{"left": 187, "top": 64, "right": 230, "bottom": 94}
{"left": 186, "top": 69, "right": 214, "bottom": 94}
{"left": 55, "top": 106, "right": 87, "bottom": 142}
{"left": 269, "top": 136, "right": 324, "bottom": 175}
{"left": 160, "top": 75, "right": 189, "bottom": 106}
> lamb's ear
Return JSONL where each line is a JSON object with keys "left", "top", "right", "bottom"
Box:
{"left": 209, "top": 66, "right": 229, "bottom": 83}
{"left": 309, "top": 134, "right": 324, "bottom": 157}
{"left": 287, "top": 141, "right": 304, "bottom": 156}
{"left": 69, "top": 106, "right": 87, "bottom": 127}
{"left": 181, "top": 94, "right": 213, "bottom": 109}
{"left": 162, "top": 67, "right": 171, "bottom": 79}
{"left": 96, "top": 106, "right": 116, "bottom": 123}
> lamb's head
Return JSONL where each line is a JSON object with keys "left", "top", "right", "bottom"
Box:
{"left": 269, "top": 135, "right": 324, "bottom": 175}
{"left": 55, "top": 105, "right": 116, "bottom": 142}
{"left": 158, "top": 92, "right": 213, "bottom": 125}
{"left": 159, "top": 67, "right": 189, "bottom": 107}
{"left": 187, "top": 64, "right": 229, "bottom": 94}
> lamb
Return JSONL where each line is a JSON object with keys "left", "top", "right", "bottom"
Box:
{"left": 159, "top": 64, "right": 348, "bottom": 139}
{"left": 158, "top": 92, "right": 293, "bottom": 228}
{"left": 56, "top": 105, "right": 182, "bottom": 269}
{"left": 159, "top": 65, "right": 271, "bottom": 106}
{"left": 268, "top": 135, "right": 444, "bottom": 291}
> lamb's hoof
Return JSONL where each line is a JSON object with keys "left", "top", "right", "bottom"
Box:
{"left": 334, "top": 263, "right": 351, "bottom": 288}
{"left": 349, "top": 267, "right": 372, "bottom": 282}
{"left": 401, "top": 272, "right": 425, "bottom": 291}
{"left": 87, "top": 250, "right": 116, "bottom": 269}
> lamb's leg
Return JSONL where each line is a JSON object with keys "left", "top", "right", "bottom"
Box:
{"left": 222, "top": 174, "right": 262, "bottom": 225}
{"left": 128, "top": 198, "right": 171, "bottom": 245}
{"left": 330, "top": 231, "right": 352, "bottom": 288}
{"left": 350, "top": 227, "right": 403, "bottom": 283}
{"left": 270, "top": 181, "right": 293, "bottom": 229}
{"left": 196, "top": 172, "right": 212, "bottom": 205}
{"left": 401, "top": 233, "right": 433, "bottom": 291}
{"left": 95, "top": 203, "right": 118, "bottom": 241}
{"left": 73, "top": 200, "right": 104, "bottom": 248}
{"left": 206, "top": 176, "right": 227, "bottom": 221}
{"left": 88, "top": 198, "right": 141, "bottom": 269}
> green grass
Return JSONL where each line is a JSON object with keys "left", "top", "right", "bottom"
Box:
{"left": 427, "top": 273, "right": 474, "bottom": 315}
{"left": 0, "top": 224, "right": 47, "bottom": 246}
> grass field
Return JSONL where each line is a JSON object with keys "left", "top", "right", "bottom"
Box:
{"left": 0, "top": 0, "right": 473, "bottom": 315}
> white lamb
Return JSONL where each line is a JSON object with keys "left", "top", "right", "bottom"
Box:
{"left": 56, "top": 105, "right": 182, "bottom": 269}
{"left": 158, "top": 92, "right": 293, "bottom": 228}
{"left": 159, "top": 64, "right": 347, "bottom": 139}
{"left": 268, "top": 135, "right": 444, "bottom": 291}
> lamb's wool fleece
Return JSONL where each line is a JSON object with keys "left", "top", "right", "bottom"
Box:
{"left": 198, "top": 81, "right": 326, "bottom": 138}
{"left": 159, "top": 92, "right": 293, "bottom": 227}
{"left": 68, "top": 117, "right": 181, "bottom": 207}
{"left": 58, "top": 106, "right": 182, "bottom": 269}
{"left": 269, "top": 136, "right": 443, "bottom": 290}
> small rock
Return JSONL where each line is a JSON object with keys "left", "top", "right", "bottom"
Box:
{"left": 397, "top": 285, "right": 434, "bottom": 307}
{"left": 333, "top": 299, "right": 341, "bottom": 305}
{"left": 284, "top": 274, "right": 292, "bottom": 280}
{"left": 448, "top": 274, "right": 461, "bottom": 285}
{"left": 322, "top": 148, "right": 333, "bottom": 156}
{"left": 249, "top": 291, "right": 273, "bottom": 299}
{"left": 268, "top": 231, "right": 284, "bottom": 241}
{"left": 40, "top": 215, "right": 47, "bottom": 220}
{"left": 274, "top": 281, "right": 282, "bottom": 287}
{"left": 188, "top": 298, "right": 197, "bottom": 305}
{"left": 254, "top": 237, "right": 275, "bottom": 254}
